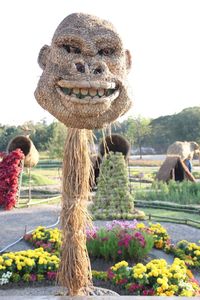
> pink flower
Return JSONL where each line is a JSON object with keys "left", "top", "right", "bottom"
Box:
{"left": 142, "top": 289, "right": 155, "bottom": 295}
{"left": 107, "top": 268, "right": 115, "bottom": 279}
{"left": 47, "top": 271, "right": 57, "bottom": 280}
{"left": 129, "top": 283, "right": 142, "bottom": 293}
{"left": 30, "top": 274, "right": 37, "bottom": 282}
{"left": 118, "top": 278, "right": 128, "bottom": 285}
{"left": 117, "top": 250, "right": 122, "bottom": 254}
{"left": 118, "top": 233, "right": 132, "bottom": 248}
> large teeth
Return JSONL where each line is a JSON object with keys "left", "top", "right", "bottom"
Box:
{"left": 89, "top": 89, "right": 97, "bottom": 97}
{"left": 73, "top": 88, "right": 79, "bottom": 94}
{"left": 57, "top": 79, "right": 116, "bottom": 89}
{"left": 80, "top": 88, "right": 88, "bottom": 95}
{"left": 59, "top": 85, "right": 117, "bottom": 100}
{"left": 98, "top": 89, "right": 104, "bottom": 96}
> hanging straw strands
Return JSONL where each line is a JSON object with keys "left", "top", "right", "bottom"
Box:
{"left": 58, "top": 128, "right": 93, "bottom": 295}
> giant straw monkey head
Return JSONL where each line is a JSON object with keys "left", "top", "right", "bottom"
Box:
{"left": 35, "top": 13, "right": 132, "bottom": 129}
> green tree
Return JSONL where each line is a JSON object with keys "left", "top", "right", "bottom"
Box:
{"left": 148, "top": 106, "right": 200, "bottom": 153}
{"left": 30, "top": 119, "right": 52, "bottom": 151}
{"left": 0, "top": 125, "right": 21, "bottom": 151}
{"left": 126, "top": 116, "right": 152, "bottom": 158}
{"left": 48, "top": 121, "right": 67, "bottom": 159}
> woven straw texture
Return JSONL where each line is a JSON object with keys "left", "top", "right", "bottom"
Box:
{"left": 35, "top": 13, "right": 132, "bottom": 129}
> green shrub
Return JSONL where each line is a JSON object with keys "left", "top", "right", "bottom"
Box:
{"left": 135, "top": 180, "right": 200, "bottom": 204}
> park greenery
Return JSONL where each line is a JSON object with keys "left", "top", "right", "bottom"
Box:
{"left": 0, "top": 106, "right": 200, "bottom": 157}
{"left": 135, "top": 181, "right": 200, "bottom": 205}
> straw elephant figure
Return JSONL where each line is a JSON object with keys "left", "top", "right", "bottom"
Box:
{"left": 167, "top": 141, "right": 200, "bottom": 161}
{"left": 34, "top": 13, "right": 132, "bottom": 296}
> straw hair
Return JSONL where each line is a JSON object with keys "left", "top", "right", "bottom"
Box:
{"left": 7, "top": 135, "right": 39, "bottom": 168}
{"left": 58, "top": 128, "right": 93, "bottom": 295}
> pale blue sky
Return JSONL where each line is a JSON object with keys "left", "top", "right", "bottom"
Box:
{"left": 1, "top": 0, "right": 200, "bottom": 125}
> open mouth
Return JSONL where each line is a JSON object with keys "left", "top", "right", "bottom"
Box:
{"left": 56, "top": 80, "right": 119, "bottom": 104}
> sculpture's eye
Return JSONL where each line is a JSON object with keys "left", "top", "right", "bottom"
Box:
{"left": 62, "top": 45, "right": 81, "bottom": 54}
{"left": 98, "top": 48, "right": 115, "bottom": 56}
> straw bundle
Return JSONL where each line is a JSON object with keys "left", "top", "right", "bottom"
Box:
{"left": 58, "top": 128, "right": 93, "bottom": 295}
{"left": 7, "top": 135, "right": 39, "bottom": 168}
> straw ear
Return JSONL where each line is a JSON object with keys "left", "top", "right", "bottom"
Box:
{"left": 38, "top": 45, "right": 50, "bottom": 70}
{"left": 125, "top": 49, "right": 132, "bottom": 72}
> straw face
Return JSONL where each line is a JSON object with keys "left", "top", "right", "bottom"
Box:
{"left": 35, "top": 13, "right": 132, "bottom": 129}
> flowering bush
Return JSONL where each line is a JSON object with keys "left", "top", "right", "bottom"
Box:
{"left": 24, "top": 226, "right": 61, "bottom": 256}
{"left": 99, "top": 258, "right": 200, "bottom": 296}
{"left": 148, "top": 223, "right": 170, "bottom": 249}
{"left": 0, "top": 248, "right": 59, "bottom": 285}
{"left": 0, "top": 149, "right": 24, "bottom": 210}
{"left": 168, "top": 240, "right": 200, "bottom": 269}
{"left": 86, "top": 220, "right": 154, "bottom": 261}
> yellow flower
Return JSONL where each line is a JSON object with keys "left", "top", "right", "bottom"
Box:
{"left": 166, "top": 290, "right": 174, "bottom": 296}
{"left": 181, "top": 289, "right": 194, "bottom": 297}
{"left": 4, "top": 259, "right": 12, "bottom": 267}
{"left": 17, "top": 264, "right": 22, "bottom": 271}
{"left": 111, "top": 260, "right": 128, "bottom": 271}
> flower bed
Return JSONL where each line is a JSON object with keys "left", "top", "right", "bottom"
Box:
{"left": 0, "top": 248, "right": 59, "bottom": 285}
{"left": 93, "top": 258, "right": 200, "bottom": 296}
{"left": 24, "top": 222, "right": 200, "bottom": 270}
{"left": 25, "top": 221, "right": 157, "bottom": 262}
{"left": 24, "top": 226, "right": 61, "bottom": 256}
{"left": 167, "top": 240, "right": 200, "bottom": 269}
{"left": 1, "top": 249, "right": 199, "bottom": 296}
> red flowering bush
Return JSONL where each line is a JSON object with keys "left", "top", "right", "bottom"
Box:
{"left": 0, "top": 149, "right": 24, "bottom": 210}
{"left": 86, "top": 220, "right": 154, "bottom": 262}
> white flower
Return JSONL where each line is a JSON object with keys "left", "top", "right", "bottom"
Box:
{"left": 0, "top": 271, "right": 12, "bottom": 285}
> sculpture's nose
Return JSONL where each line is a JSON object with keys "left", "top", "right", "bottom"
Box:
{"left": 75, "top": 63, "right": 85, "bottom": 73}
{"left": 75, "top": 61, "right": 106, "bottom": 75}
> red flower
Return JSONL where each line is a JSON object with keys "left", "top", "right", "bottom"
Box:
{"left": 0, "top": 149, "right": 24, "bottom": 210}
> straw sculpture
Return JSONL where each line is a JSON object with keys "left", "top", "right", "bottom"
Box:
{"left": 156, "top": 156, "right": 196, "bottom": 182}
{"left": 99, "top": 134, "right": 131, "bottom": 159}
{"left": 7, "top": 135, "right": 39, "bottom": 168}
{"left": 35, "top": 13, "right": 132, "bottom": 295}
{"left": 167, "top": 141, "right": 200, "bottom": 161}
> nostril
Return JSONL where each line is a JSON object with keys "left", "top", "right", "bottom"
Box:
{"left": 76, "top": 63, "right": 85, "bottom": 73}
{"left": 93, "top": 66, "right": 103, "bottom": 75}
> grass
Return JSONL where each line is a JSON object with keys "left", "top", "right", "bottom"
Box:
{"left": 17, "top": 196, "right": 61, "bottom": 208}
{"left": 22, "top": 172, "right": 57, "bottom": 186}
{"left": 141, "top": 207, "right": 200, "bottom": 223}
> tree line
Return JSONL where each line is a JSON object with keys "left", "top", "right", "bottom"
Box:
{"left": 0, "top": 106, "right": 199, "bottom": 158}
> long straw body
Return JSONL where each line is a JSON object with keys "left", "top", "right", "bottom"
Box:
{"left": 58, "top": 128, "right": 93, "bottom": 295}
